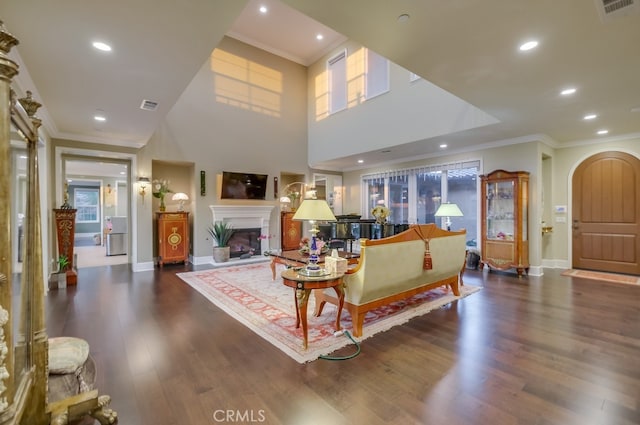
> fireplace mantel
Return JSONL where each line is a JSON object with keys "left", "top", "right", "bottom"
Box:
{"left": 209, "top": 204, "right": 275, "bottom": 253}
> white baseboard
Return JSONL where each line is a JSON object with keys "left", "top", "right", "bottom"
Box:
{"left": 133, "top": 261, "right": 155, "bottom": 272}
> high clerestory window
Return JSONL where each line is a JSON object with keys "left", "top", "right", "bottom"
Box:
{"left": 327, "top": 48, "right": 389, "bottom": 115}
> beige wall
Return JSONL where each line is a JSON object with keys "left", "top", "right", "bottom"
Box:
{"left": 136, "top": 36, "right": 310, "bottom": 262}
{"left": 342, "top": 138, "right": 640, "bottom": 272}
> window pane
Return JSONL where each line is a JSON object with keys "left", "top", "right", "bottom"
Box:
{"left": 366, "top": 49, "right": 389, "bottom": 98}
{"left": 417, "top": 172, "right": 441, "bottom": 224}
{"left": 365, "top": 179, "right": 385, "bottom": 217}
{"left": 389, "top": 174, "right": 408, "bottom": 223}
{"left": 447, "top": 168, "right": 478, "bottom": 246}
{"left": 75, "top": 189, "right": 99, "bottom": 223}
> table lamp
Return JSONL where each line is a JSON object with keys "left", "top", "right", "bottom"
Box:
{"left": 172, "top": 192, "right": 189, "bottom": 212}
{"left": 292, "top": 197, "right": 337, "bottom": 276}
{"left": 434, "top": 202, "right": 463, "bottom": 231}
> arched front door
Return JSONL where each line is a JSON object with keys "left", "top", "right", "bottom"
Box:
{"left": 572, "top": 151, "right": 640, "bottom": 275}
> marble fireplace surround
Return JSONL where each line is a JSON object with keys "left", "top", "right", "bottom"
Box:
{"left": 209, "top": 204, "right": 275, "bottom": 258}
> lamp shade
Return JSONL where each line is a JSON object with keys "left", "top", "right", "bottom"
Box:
{"left": 435, "top": 202, "right": 463, "bottom": 217}
{"left": 171, "top": 192, "right": 189, "bottom": 202}
{"left": 292, "top": 199, "right": 337, "bottom": 222}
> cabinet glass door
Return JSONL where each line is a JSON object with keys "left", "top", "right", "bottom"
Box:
{"left": 485, "top": 180, "right": 515, "bottom": 240}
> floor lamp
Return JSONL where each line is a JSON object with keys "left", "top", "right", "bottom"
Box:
{"left": 434, "top": 202, "right": 463, "bottom": 231}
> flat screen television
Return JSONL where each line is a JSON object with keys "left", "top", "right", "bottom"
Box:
{"left": 221, "top": 171, "right": 269, "bottom": 200}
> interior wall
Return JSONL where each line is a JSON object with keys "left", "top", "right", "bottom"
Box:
{"left": 305, "top": 39, "right": 499, "bottom": 167}
{"left": 138, "top": 36, "right": 309, "bottom": 262}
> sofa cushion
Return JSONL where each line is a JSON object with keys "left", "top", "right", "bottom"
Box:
{"left": 48, "top": 337, "right": 90, "bottom": 375}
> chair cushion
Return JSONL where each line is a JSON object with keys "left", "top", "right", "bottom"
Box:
{"left": 48, "top": 337, "right": 90, "bottom": 375}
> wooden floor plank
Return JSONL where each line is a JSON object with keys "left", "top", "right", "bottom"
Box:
{"left": 44, "top": 265, "right": 640, "bottom": 424}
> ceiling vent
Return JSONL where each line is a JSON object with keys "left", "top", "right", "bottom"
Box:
{"left": 595, "top": 0, "right": 639, "bottom": 21}
{"left": 140, "top": 99, "right": 159, "bottom": 111}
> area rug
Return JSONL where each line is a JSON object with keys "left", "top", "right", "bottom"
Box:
{"left": 561, "top": 269, "right": 640, "bottom": 286}
{"left": 177, "top": 263, "right": 481, "bottom": 363}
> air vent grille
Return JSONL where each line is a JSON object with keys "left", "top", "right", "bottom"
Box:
{"left": 603, "top": 0, "right": 634, "bottom": 13}
{"left": 140, "top": 99, "right": 159, "bottom": 111}
{"left": 596, "top": 0, "right": 638, "bottom": 20}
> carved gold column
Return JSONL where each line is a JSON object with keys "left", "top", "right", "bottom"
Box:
{"left": 18, "top": 90, "right": 48, "bottom": 425}
{"left": 0, "top": 19, "right": 20, "bottom": 412}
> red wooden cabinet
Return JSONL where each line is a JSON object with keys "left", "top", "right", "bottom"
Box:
{"left": 281, "top": 211, "right": 302, "bottom": 251}
{"left": 157, "top": 212, "right": 189, "bottom": 266}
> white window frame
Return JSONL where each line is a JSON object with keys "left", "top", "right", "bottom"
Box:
{"left": 328, "top": 50, "right": 347, "bottom": 114}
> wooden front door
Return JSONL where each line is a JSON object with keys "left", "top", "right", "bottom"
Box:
{"left": 572, "top": 151, "right": 640, "bottom": 275}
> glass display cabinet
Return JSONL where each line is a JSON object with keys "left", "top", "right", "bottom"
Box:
{"left": 480, "top": 170, "right": 530, "bottom": 276}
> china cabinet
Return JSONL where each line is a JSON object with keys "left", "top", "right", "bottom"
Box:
{"left": 480, "top": 170, "right": 530, "bottom": 276}
{"left": 157, "top": 212, "right": 190, "bottom": 266}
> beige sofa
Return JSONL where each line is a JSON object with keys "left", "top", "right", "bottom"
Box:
{"left": 314, "top": 224, "right": 467, "bottom": 337}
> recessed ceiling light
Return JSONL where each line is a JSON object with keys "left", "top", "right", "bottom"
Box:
{"left": 583, "top": 114, "right": 597, "bottom": 120}
{"left": 439, "top": 144, "right": 448, "bottom": 149}
{"left": 94, "top": 115, "right": 106, "bottom": 122}
{"left": 92, "top": 41, "right": 112, "bottom": 52}
{"left": 597, "top": 129, "right": 609, "bottom": 135}
{"left": 357, "top": 159, "right": 364, "bottom": 164}
{"left": 397, "top": 14, "right": 410, "bottom": 23}
{"left": 316, "top": 34, "right": 324, "bottom": 41}
{"left": 519, "top": 40, "right": 538, "bottom": 51}
{"left": 120, "top": 171, "right": 126, "bottom": 175}
{"left": 259, "top": 5, "right": 268, "bottom": 14}
{"left": 561, "top": 88, "right": 576, "bottom": 96}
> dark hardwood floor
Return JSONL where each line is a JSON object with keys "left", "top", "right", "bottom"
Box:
{"left": 45, "top": 264, "right": 640, "bottom": 425}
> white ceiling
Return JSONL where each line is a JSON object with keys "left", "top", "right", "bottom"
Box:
{"left": 2, "top": 0, "right": 640, "bottom": 172}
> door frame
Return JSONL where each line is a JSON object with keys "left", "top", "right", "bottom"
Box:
{"left": 54, "top": 146, "right": 138, "bottom": 267}
{"left": 566, "top": 147, "right": 640, "bottom": 270}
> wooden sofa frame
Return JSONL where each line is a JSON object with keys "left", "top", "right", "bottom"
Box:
{"left": 314, "top": 224, "right": 467, "bottom": 337}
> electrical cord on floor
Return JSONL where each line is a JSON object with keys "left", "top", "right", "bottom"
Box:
{"left": 319, "top": 330, "right": 361, "bottom": 361}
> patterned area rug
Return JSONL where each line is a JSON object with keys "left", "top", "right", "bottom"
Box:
{"left": 177, "top": 263, "right": 481, "bottom": 363}
{"left": 561, "top": 269, "right": 640, "bottom": 286}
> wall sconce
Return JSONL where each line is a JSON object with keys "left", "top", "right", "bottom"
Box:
{"left": 138, "top": 177, "right": 150, "bottom": 203}
{"left": 106, "top": 183, "right": 112, "bottom": 194}
{"left": 171, "top": 192, "right": 189, "bottom": 212}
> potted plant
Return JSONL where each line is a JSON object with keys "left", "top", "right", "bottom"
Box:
{"left": 207, "top": 222, "right": 235, "bottom": 263}
{"left": 56, "top": 255, "right": 69, "bottom": 288}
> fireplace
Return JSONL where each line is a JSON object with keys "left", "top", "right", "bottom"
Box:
{"left": 228, "top": 227, "right": 261, "bottom": 258}
{"left": 209, "top": 205, "right": 275, "bottom": 257}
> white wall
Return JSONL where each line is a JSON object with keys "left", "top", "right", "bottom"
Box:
{"left": 306, "top": 39, "right": 498, "bottom": 167}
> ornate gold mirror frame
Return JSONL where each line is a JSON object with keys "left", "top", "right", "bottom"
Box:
{"left": 1, "top": 19, "right": 116, "bottom": 425}
{"left": 0, "top": 20, "right": 48, "bottom": 425}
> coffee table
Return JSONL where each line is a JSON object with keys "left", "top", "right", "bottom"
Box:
{"left": 281, "top": 268, "right": 345, "bottom": 350}
{"left": 267, "top": 249, "right": 359, "bottom": 280}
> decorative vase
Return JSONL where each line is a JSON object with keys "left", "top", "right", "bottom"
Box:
{"left": 159, "top": 196, "right": 166, "bottom": 212}
{"left": 212, "top": 246, "right": 231, "bottom": 263}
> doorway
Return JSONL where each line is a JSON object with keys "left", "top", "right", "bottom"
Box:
{"left": 572, "top": 151, "right": 640, "bottom": 275}
{"left": 64, "top": 157, "right": 130, "bottom": 268}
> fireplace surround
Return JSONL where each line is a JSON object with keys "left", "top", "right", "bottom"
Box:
{"left": 209, "top": 205, "right": 275, "bottom": 257}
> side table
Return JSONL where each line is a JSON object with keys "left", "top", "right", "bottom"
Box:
{"left": 281, "top": 268, "right": 345, "bottom": 349}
